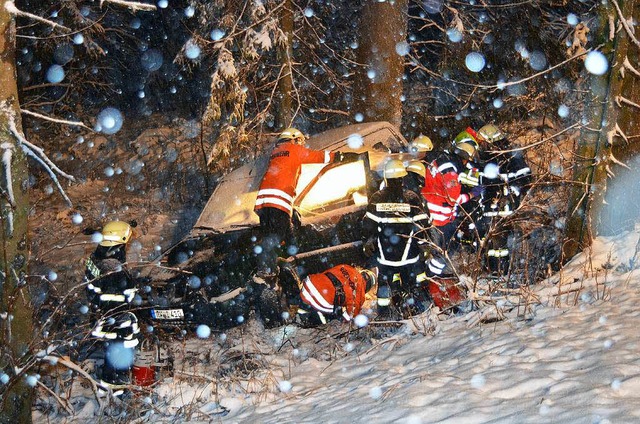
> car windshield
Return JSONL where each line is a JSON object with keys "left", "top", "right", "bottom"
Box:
{"left": 296, "top": 159, "right": 368, "bottom": 216}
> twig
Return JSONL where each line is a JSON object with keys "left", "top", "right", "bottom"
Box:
{"left": 5, "top": 2, "right": 71, "bottom": 32}
{"left": 99, "top": 0, "right": 157, "bottom": 12}
{"left": 43, "top": 355, "right": 104, "bottom": 408}
{"left": 21, "top": 109, "right": 92, "bottom": 130}
{"left": 36, "top": 380, "right": 74, "bottom": 416}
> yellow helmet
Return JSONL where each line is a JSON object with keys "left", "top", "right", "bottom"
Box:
{"left": 453, "top": 128, "right": 479, "bottom": 149}
{"left": 384, "top": 159, "right": 407, "bottom": 179}
{"left": 454, "top": 142, "right": 478, "bottom": 161}
{"left": 406, "top": 160, "right": 426, "bottom": 178}
{"left": 278, "top": 128, "right": 305, "bottom": 144}
{"left": 410, "top": 135, "right": 433, "bottom": 153}
{"left": 478, "top": 124, "right": 505, "bottom": 143}
{"left": 100, "top": 221, "right": 133, "bottom": 247}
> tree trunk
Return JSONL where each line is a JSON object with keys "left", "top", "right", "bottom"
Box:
{"left": 598, "top": 0, "right": 640, "bottom": 235}
{"left": 0, "top": 1, "right": 33, "bottom": 422}
{"left": 353, "top": 0, "right": 408, "bottom": 128}
{"left": 275, "top": 0, "right": 293, "bottom": 129}
{"left": 563, "top": 2, "right": 631, "bottom": 261}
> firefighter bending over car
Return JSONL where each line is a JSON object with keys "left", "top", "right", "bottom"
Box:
{"left": 362, "top": 159, "right": 431, "bottom": 319}
{"left": 85, "top": 220, "right": 140, "bottom": 398}
{"left": 254, "top": 127, "right": 356, "bottom": 279}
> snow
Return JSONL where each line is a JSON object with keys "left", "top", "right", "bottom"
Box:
{"left": 558, "top": 104, "right": 570, "bottom": 118}
{"left": 96, "top": 107, "right": 124, "bottom": 135}
{"left": 210, "top": 29, "right": 225, "bottom": 41}
{"left": 46, "top": 64, "right": 65, "bottom": 83}
{"left": 33, "top": 227, "right": 640, "bottom": 422}
{"left": 585, "top": 51, "right": 609, "bottom": 76}
{"left": 446, "top": 28, "right": 463, "bottom": 43}
{"left": 465, "top": 52, "right": 485, "bottom": 73}
{"left": 169, "top": 229, "right": 640, "bottom": 422}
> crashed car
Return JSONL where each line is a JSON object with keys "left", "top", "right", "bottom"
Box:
{"left": 139, "top": 121, "right": 409, "bottom": 329}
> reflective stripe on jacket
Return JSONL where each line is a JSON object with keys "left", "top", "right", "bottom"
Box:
{"left": 363, "top": 184, "right": 429, "bottom": 268}
{"left": 255, "top": 141, "right": 334, "bottom": 216}
{"left": 300, "top": 264, "right": 366, "bottom": 320}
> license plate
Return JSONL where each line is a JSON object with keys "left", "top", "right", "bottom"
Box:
{"left": 151, "top": 308, "right": 185, "bottom": 320}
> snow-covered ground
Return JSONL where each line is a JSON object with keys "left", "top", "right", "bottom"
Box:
{"left": 40, "top": 228, "right": 640, "bottom": 423}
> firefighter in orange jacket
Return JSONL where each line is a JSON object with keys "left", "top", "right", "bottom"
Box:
{"left": 254, "top": 128, "right": 335, "bottom": 275}
{"left": 297, "top": 264, "right": 376, "bottom": 325}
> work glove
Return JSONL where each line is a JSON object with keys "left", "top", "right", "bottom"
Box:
{"left": 363, "top": 238, "right": 377, "bottom": 257}
{"left": 470, "top": 185, "right": 485, "bottom": 198}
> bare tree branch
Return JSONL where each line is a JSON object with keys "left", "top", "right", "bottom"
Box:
{"left": 21, "top": 109, "right": 93, "bottom": 130}
{"left": 99, "top": 0, "right": 157, "bottom": 12}
{"left": 4, "top": 1, "right": 71, "bottom": 32}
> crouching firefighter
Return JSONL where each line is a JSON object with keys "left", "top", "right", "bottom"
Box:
{"left": 85, "top": 220, "right": 140, "bottom": 397}
{"left": 293, "top": 264, "right": 376, "bottom": 326}
{"left": 363, "top": 159, "right": 431, "bottom": 319}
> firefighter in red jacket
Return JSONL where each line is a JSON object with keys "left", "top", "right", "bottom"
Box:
{"left": 254, "top": 128, "right": 335, "bottom": 275}
{"left": 422, "top": 131, "right": 483, "bottom": 278}
{"left": 296, "top": 264, "right": 376, "bottom": 325}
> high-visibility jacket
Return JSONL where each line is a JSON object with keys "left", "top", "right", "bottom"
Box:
{"left": 300, "top": 264, "right": 367, "bottom": 321}
{"left": 255, "top": 141, "right": 334, "bottom": 216}
{"left": 478, "top": 139, "right": 532, "bottom": 215}
{"left": 363, "top": 181, "right": 430, "bottom": 268}
{"left": 422, "top": 151, "right": 471, "bottom": 227}
{"left": 85, "top": 255, "right": 137, "bottom": 311}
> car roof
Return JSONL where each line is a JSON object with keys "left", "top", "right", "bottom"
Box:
{"left": 191, "top": 121, "right": 407, "bottom": 236}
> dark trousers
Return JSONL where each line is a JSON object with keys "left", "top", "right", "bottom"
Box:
{"left": 377, "top": 261, "right": 426, "bottom": 308}
{"left": 426, "top": 221, "right": 458, "bottom": 277}
{"left": 256, "top": 207, "right": 293, "bottom": 274}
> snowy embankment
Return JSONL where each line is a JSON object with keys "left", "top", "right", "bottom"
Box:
{"left": 54, "top": 229, "right": 640, "bottom": 424}
{"left": 225, "top": 229, "right": 640, "bottom": 423}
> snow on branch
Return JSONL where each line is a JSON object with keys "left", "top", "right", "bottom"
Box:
{"left": 1, "top": 142, "right": 16, "bottom": 234}
{"left": 4, "top": 2, "right": 71, "bottom": 33}
{"left": 7, "top": 114, "right": 75, "bottom": 207}
{"left": 21, "top": 109, "right": 92, "bottom": 130}
{"left": 99, "top": 0, "right": 157, "bottom": 12}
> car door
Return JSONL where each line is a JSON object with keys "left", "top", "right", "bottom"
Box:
{"left": 294, "top": 152, "right": 374, "bottom": 252}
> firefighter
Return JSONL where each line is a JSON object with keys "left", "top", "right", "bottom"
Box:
{"left": 475, "top": 123, "right": 532, "bottom": 275}
{"left": 254, "top": 128, "right": 354, "bottom": 277}
{"left": 421, "top": 134, "right": 484, "bottom": 279}
{"left": 294, "top": 264, "right": 376, "bottom": 326}
{"left": 404, "top": 159, "right": 426, "bottom": 195}
{"left": 85, "top": 220, "right": 140, "bottom": 397}
{"left": 362, "top": 159, "right": 430, "bottom": 319}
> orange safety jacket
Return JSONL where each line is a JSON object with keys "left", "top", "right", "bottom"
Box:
{"left": 300, "top": 264, "right": 366, "bottom": 321}
{"left": 255, "top": 141, "right": 334, "bottom": 216}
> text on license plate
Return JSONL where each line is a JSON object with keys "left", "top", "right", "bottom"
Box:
{"left": 151, "top": 308, "right": 185, "bottom": 320}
